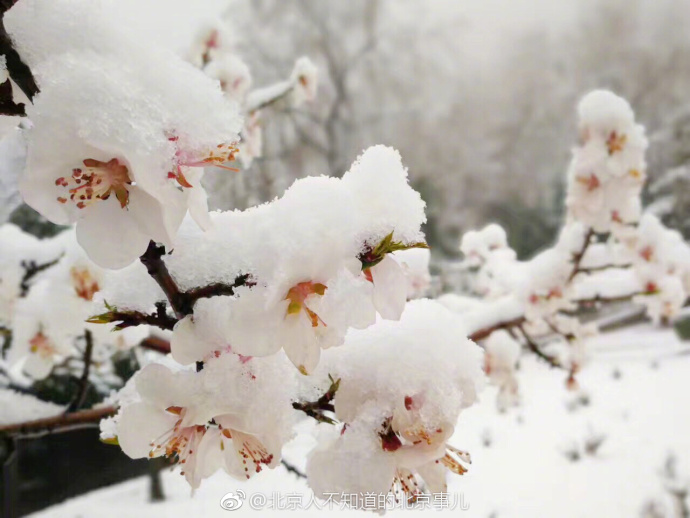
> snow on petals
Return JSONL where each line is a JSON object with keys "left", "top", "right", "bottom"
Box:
{"left": 110, "top": 351, "right": 296, "bottom": 489}
{"left": 8, "top": 0, "right": 242, "bottom": 269}
{"left": 307, "top": 300, "right": 485, "bottom": 505}
{"left": 565, "top": 90, "right": 648, "bottom": 234}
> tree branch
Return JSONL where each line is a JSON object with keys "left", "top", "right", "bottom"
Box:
{"left": 568, "top": 228, "right": 594, "bottom": 282}
{"left": 67, "top": 330, "right": 94, "bottom": 412}
{"left": 573, "top": 292, "right": 642, "bottom": 305}
{"left": 468, "top": 317, "right": 525, "bottom": 342}
{"left": 139, "top": 241, "right": 253, "bottom": 319}
{"left": 90, "top": 302, "right": 178, "bottom": 331}
{"left": 138, "top": 336, "right": 172, "bottom": 355}
{"left": 292, "top": 376, "right": 339, "bottom": 424}
{"left": 0, "top": 406, "right": 116, "bottom": 439}
{"left": 577, "top": 264, "right": 632, "bottom": 274}
{"left": 139, "top": 242, "right": 186, "bottom": 318}
{"left": 517, "top": 324, "right": 562, "bottom": 369}
{"left": 19, "top": 255, "right": 62, "bottom": 296}
{"left": 183, "top": 275, "right": 253, "bottom": 302}
{"left": 0, "top": 79, "right": 24, "bottom": 116}
{"left": 281, "top": 459, "right": 306, "bottom": 479}
{"left": 0, "top": 7, "right": 39, "bottom": 108}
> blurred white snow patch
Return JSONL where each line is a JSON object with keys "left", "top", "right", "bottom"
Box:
{"left": 100, "top": 0, "right": 231, "bottom": 55}
{"left": 0, "top": 389, "right": 63, "bottom": 426}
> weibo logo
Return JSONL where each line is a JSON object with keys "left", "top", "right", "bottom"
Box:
{"left": 220, "top": 490, "right": 246, "bottom": 511}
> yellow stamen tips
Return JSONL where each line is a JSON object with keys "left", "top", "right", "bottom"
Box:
{"left": 629, "top": 168, "right": 642, "bottom": 179}
{"left": 193, "top": 143, "right": 240, "bottom": 171}
{"left": 439, "top": 446, "right": 471, "bottom": 476}
{"left": 70, "top": 267, "right": 100, "bottom": 301}
{"left": 284, "top": 281, "right": 328, "bottom": 327}
{"left": 298, "top": 365, "right": 309, "bottom": 376}
{"left": 237, "top": 435, "right": 274, "bottom": 475}
{"left": 56, "top": 158, "right": 132, "bottom": 210}
{"left": 148, "top": 410, "right": 206, "bottom": 465}
{"left": 402, "top": 425, "right": 445, "bottom": 447}
{"left": 392, "top": 469, "right": 421, "bottom": 503}
{"left": 606, "top": 131, "right": 626, "bottom": 155}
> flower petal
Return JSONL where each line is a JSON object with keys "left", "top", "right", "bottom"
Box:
{"left": 75, "top": 197, "right": 150, "bottom": 269}
{"left": 117, "top": 401, "right": 177, "bottom": 459}
{"left": 371, "top": 255, "right": 407, "bottom": 320}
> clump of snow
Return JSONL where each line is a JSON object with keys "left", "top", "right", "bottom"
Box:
{"left": 566, "top": 90, "right": 648, "bottom": 234}
{"left": 6, "top": 0, "right": 242, "bottom": 269}
{"left": 306, "top": 300, "right": 485, "bottom": 505}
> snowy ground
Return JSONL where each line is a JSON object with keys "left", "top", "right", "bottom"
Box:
{"left": 30, "top": 323, "right": 690, "bottom": 517}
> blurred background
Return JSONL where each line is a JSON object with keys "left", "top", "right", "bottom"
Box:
{"left": 200, "top": 0, "right": 690, "bottom": 259}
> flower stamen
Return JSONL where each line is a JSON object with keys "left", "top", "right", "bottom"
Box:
{"left": 285, "top": 281, "right": 327, "bottom": 327}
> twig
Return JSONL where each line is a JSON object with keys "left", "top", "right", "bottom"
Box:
{"left": 0, "top": 79, "right": 24, "bottom": 116}
{"left": 19, "top": 256, "right": 62, "bottom": 296}
{"left": 0, "top": 406, "right": 116, "bottom": 439}
{"left": 568, "top": 228, "right": 594, "bottom": 282}
{"left": 516, "top": 325, "right": 562, "bottom": 369}
{"left": 139, "top": 242, "right": 186, "bottom": 318}
{"left": 292, "top": 376, "right": 339, "bottom": 424}
{"left": 67, "top": 330, "right": 94, "bottom": 412}
{"left": 139, "top": 336, "right": 172, "bottom": 355}
{"left": 545, "top": 318, "right": 575, "bottom": 341}
{"left": 0, "top": 3, "right": 40, "bottom": 109}
{"left": 281, "top": 459, "right": 306, "bottom": 479}
{"left": 468, "top": 317, "right": 525, "bottom": 342}
{"left": 246, "top": 83, "right": 295, "bottom": 114}
{"left": 577, "top": 264, "right": 632, "bottom": 274}
{"left": 139, "top": 241, "right": 253, "bottom": 319}
{"left": 184, "top": 275, "right": 253, "bottom": 302}
{"left": 90, "top": 302, "right": 178, "bottom": 331}
{"left": 574, "top": 292, "right": 642, "bottom": 305}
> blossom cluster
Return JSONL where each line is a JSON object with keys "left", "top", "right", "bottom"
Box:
{"left": 0, "top": 224, "right": 148, "bottom": 379}
{"left": 92, "top": 143, "right": 475, "bottom": 493}
{"left": 450, "top": 90, "right": 690, "bottom": 401}
{"left": 188, "top": 19, "right": 318, "bottom": 168}
{"left": 5, "top": 0, "right": 242, "bottom": 269}
{"left": 306, "top": 300, "right": 484, "bottom": 506}
{"left": 565, "top": 89, "right": 648, "bottom": 235}
{"left": 1, "top": 2, "right": 478, "bottom": 501}
{"left": 93, "top": 145, "right": 428, "bottom": 374}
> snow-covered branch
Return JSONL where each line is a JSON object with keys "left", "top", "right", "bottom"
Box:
{"left": 0, "top": 405, "right": 116, "bottom": 439}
